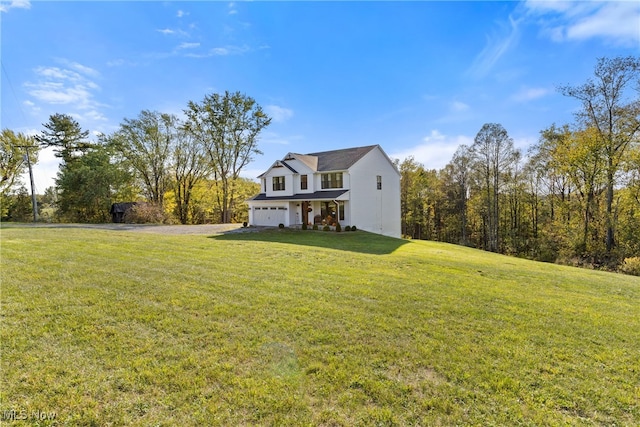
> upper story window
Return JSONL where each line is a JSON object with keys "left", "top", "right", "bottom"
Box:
{"left": 377, "top": 175, "right": 382, "bottom": 190}
{"left": 262, "top": 178, "right": 267, "bottom": 193}
{"left": 272, "top": 176, "right": 285, "bottom": 191}
{"left": 321, "top": 172, "right": 343, "bottom": 189}
{"left": 301, "top": 174, "right": 308, "bottom": 190}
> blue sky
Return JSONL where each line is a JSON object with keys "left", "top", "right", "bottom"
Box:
{"left": 2, "top": 1, "right": 639, "bottom": 192}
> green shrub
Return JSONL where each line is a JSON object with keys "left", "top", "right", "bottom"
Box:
{"left": 242, "top": 221, "right": 248, "bottom": 228}
{"left": 335, "top": 222, "right": 342, "bottom": 232}
{"left": 278, "top": 223, "right": 285, "bottom": 229}
{"left": 312, "top": 224, "right": 318, "bottom": 231}
{"left": 345, "top": 225, "right": 352, "bottom": 231}
{"left": 620, "top": 257, "right": 640, "bottom": 276}
{"left": 323, "top": 225, "right": 330, "bottom": 232}
{"left": 302, "top": 223, "right": 307, "bottom": 230}
{"left": 351, "top": 225, "right": 357, "bottom": 231}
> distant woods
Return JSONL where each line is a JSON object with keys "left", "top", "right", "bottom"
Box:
{"left": 2, "top": 57, "right": 639, "bottom": 271}
{"left": 398, "top": 56, "right": 640, "bottom": 270}
{"left": 0, "top": 91, "right": 270, "bottom": 225}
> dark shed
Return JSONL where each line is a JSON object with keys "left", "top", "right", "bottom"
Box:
{"left": 109, "top": 202, "right": 137, "bottom": 223}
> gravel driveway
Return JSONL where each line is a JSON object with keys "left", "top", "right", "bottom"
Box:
{"left": 1, "top": 223, "right": 268, "bottom": 235}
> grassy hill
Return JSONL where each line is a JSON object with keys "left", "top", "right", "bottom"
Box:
{"left": 1, "top": 226, "right": 638, "bottom": 425}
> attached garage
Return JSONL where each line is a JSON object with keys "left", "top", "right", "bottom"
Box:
{"left": 252, "top": 206, "right": 287, "bottom": 227}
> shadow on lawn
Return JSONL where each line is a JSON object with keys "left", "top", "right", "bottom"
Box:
{"left": 209, "top": 228, "right": 409, "bottom": 255}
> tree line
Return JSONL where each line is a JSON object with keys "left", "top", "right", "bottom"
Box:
{"left": 2, "top": 57, "right": 638, "bottom": 270}
{"left": 1, "top": 91, "right": 270, "bottom": 225}
{"left": 398, "top": 57, "right": 640, "bottom": 271}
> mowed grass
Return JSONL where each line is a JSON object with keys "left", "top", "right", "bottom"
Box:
{"left": 1, "top": 226, "right": 639, "bottom": 426}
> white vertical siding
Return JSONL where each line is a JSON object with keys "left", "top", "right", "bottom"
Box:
{"left": 347, "top": 147, "right": 401, "bottom": 238}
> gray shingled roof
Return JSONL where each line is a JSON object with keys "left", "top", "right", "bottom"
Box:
{"left": 306, "top": 145, "right": 378, "bottom": 171}
{"left": 258, "top": 145, "right": 379, "bottom": 178}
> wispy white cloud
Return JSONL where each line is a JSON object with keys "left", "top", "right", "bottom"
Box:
{"left": 157, "top": 28, "right": 189, "bottom": 37}
{"left": 389, "top": 130, "right": 473, "bottom": 170}
{"left": 56, "top": 58, "right": 100, "bottom": 78}
{"left": 512, "top": 86, "right": 551, "bottom": 102}
{"left": 176, "top": 9, "right": 188, "bottom": 18}
{"left": 265, "top": 105, "right": 294, "bottom": 123}
{"left": 178, "top": 42, "right": 200, "bottom": 50}
{"left": 450, "top": 101, "right": 470, "bottom": 112}
{"left": 259, "top": 132, "right": 303, "bottom": 146}
{"left": 228, "top": 2, "right": 237, "bottom": 15}
{"left": 184, "top": 44, "right": 251, "bottom": 58}
{"left": 23, "top": 99, "right": 39, "bottom": 113}
{"left": 24, "top": 61, "right": 107, "bottom": 122}
{"left": 525, "top": 0, "right": 640, "bottom": 47}
{"left": 467, "top": 14, "right": 522, "bottom": 79}
{"left": 212, "top": 45, "right": 250, "bottom": 56}
{"left": 0, "top": 0, "right": 30, "bottom": 13}
{"left": 26, "top": 81, "right": 92, "bottom": 105}
{"left": 106, "top": 58, "right": 124, "bottom": 67}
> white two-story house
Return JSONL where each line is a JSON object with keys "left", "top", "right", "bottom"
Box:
{"left": 248, "top": 145, "right": 401, "bottom": 238}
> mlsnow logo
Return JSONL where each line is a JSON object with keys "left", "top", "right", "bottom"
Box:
{"left": 2, "top": 408, "right": 57, "bottom": 421}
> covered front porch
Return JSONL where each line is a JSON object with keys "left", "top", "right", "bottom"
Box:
{"left": 249, "top": 190, "right": 349, "bottom": 228}
{"left": 298, "top": 199, "right": 346, "bottom": 227}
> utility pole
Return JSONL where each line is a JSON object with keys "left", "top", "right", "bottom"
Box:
{"left": 16, "top": 145, "right": 39, "bottom": 222}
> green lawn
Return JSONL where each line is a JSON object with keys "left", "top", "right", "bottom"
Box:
{"left": 1, "top": 226, "right": 639, "bottom": 426}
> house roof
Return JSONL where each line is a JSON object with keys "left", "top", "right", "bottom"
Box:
{"left": 258, "top": 145, "right": 380, "bottom": 178}
{"left": 293, "top": 154, "right": 318, "bottom": 171}
{"left": 304, "top": 145, "right": 378, "bottom": 172}
{"left": 257, "top": 159, "right": 299, "bottom": 178}
{"left": 250, "top": 190, "right": 349, "bottom": 201}
{"left": 281, "top": 160, "right": 298, "bottom": 173}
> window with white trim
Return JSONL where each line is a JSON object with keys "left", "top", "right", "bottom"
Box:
{"left": 321, "top": 172, "right": 343, "bottom": 189}
{"left": 272, "top": 176, "right": 285, "bottom": 191}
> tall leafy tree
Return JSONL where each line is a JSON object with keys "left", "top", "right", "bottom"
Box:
{"left": 617, "top": 143, "right": 640, "bottom": 256}
{"left": 501, "top": 149, "right": 533, "bottom": 255}
{"left": 0, "top": 129, "right": 39, "bottom": 199}
{"left": 111, "top": 110, "right": 174, "bottom": 207}
{"left": 470, "top": 123, "right": 519, "bottom": 252}
{"left": 559, "top": 127, "right": 606, "bottom": 256}
{"left": 531, "top": 124, "right": 574, "bottom": 226}
{"left": 398, "top": 156, "right": 428, "bottom": 239}
{"left": 199, "top": 177, "right": 261, "bottom": 224}
{"left": 560, "top": 56, "right": 640, "bottom": 253}
{"left": 184, "top": 91, "right": 271, "bottom": 223}
{"left": 172, "top": 126, "right": 213, "bottom": 224}
{"left": 55, "top": 144, "right": 134, "bottom": 223}
{"left": 443, "top": 145, "right": 472, "bottom": 245}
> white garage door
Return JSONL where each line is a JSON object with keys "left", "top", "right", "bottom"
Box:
{"left": 253, "top": 207, "right": 286, "bottom": 226}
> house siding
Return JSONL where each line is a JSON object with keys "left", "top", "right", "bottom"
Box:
{"left": 263, "top": 168, "right": 295, "bottom": 197}
{"left": 347, "top": 147, "right": 401, "bottom": 238}
{"left": 249, "top": 145, "right": 400, "bottom": 238}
